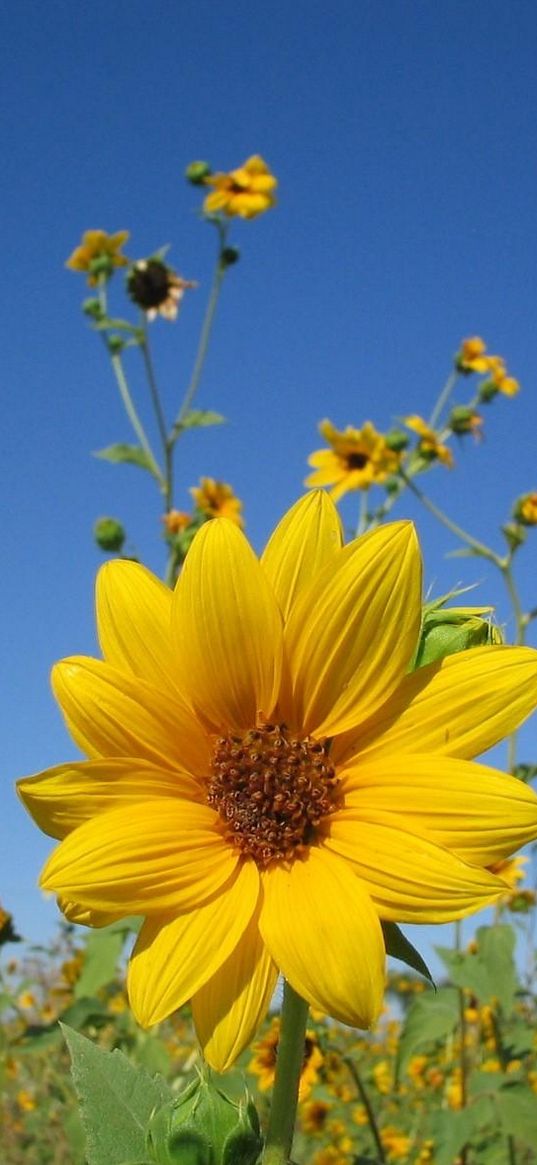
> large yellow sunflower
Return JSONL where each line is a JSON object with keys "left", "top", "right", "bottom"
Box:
{"left": 17, "top": 493, "right": 537, "bottom": 1071}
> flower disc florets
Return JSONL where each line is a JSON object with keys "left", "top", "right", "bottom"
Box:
{"left": 207, "top": 723, "right": 340, "bottom": 866}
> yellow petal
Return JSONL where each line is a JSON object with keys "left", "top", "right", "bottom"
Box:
{"left": 128, "top": 861, "right": 259, "bottom": 1026}
{"left": 284, "top": 522, "right": 421, "bottom": 736}
{"left": 261, "top": 492, "right": 342, "bottom": 621}
{"left": 259, "top": 848, "right": 385, "bottom": 1027}
{"left": 40, "top": 799, "right": 237, "bottom": 914}
{"left": 52, "top": 657, "right": 209, "bottom": 777}
{"left": 58, "top": 897, "right": 125, "bottom": 928}
{"left": 172, "top": 519, "right": 283, "bottom": 731}
{"left": 192, "top": 906, "right": 278, "bottom": 1071}
{"left": 96, "top": 560, "right": 186, "bottom": 695}
{"left": 340, "top": 754, "right": 537, "bottom": 866}
{"left": 323, "top": 816, "right": 504, "bottom": 922}
{"left": 333, "top": 646, "right": 537, "bottom": 765}
{"left": 17, "top": 758, "right": 204, "bottom": 840}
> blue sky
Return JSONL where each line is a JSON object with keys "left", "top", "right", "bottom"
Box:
{"left": 2, "top": 0, "right": 537, "bottom": 975}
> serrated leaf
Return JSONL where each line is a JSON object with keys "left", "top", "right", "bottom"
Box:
{"left": 93, "top": 444, "right": 161, "bottom": 481}
{"left": 75, "top": 927, "right": 126, "bottom": 1000}
{"left": 382, "top": 921, "right": 435, "bottom": 986}
{"left": 395, "top": 987, "right": 459, "bottom": 1079}
{"left": 61, "top": 1023, "right": 172, "bottom": 1165}
{"left": 496, "top": 1084, "right": 537, "bottom": 1146}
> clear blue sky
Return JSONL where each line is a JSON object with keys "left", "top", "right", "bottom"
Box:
{"left": 2, "top": 0, "right": 537, "bottom": 971}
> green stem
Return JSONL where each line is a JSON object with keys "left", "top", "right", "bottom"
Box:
{"left": 498, "top": 560, "right": 527, "bottom": 772}
{"left": 170, "top": 226, "right": 228, "bottom": 445}
{"left": 109, "top": 353, "right": 165, "bottom": 489}
{"left": 263, "top": 981, "right": 309, "bottom": 1165}
{"left": 139, "top": 321, "right": 173, "bottom": 509}
{"left": 355, "top": 489, "right": 369, "bottom": 537}
{"left": 455, "top": 920, "right": 469, "bottom": 1165}
{"left": 340, "top": 1054, "right": 386, "bottom": 1163}
{"left": 428, "top": 370, "right": 459, "bottom": 429}
{"left": 400, "top": 471, "right": 502, "bottom": 567}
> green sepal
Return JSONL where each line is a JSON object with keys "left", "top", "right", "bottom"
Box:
{"left": 381, "top": 921, "right": 435, "bottom": 987}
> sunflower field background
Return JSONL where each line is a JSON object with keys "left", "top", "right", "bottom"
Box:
{"left": 3, "top": 3, "right": 537, "bottom": 1163}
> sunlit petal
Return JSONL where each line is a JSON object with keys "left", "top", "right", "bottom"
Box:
{"left": 284, "top": 522, "right": 421, "bottom": 736}
{"left": 40, "top": 800, "right": 237, "bottom": 914}
{"left": 323, "top": 816, "right": 504, "bottom": 922}
{"left": 260, "top": 847, "right": 385, "bottom": 1027}
{"left": 192, "top": 906, "right": 278, "bottom": 1071}
{"left": 261, "top": 492, "right": 343, "bottom": 621}
{"left": 17, "top": 758, "right": 204, "bottom": 840}
{"left": 96, "top": 560, "right": 187, "bottom": 696}
{"left": 52, "top": 657, "right": 209, "bottom": 777}
{"left": 128, "top": 861, "right": 259, "bottom": 1026}
{"left": 172, "top": 519, "right": 283, "bottom": 731}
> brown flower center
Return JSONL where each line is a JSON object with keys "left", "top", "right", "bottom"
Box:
{"left": 207, "top": 723, "right": 340, "bottom": 867}
{"left": 346, "top": 451, "right": 369, "bottom": 470}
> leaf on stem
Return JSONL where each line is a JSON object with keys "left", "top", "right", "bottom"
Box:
{"left": 93, "top": 444, "right": 162, "bottom": 481}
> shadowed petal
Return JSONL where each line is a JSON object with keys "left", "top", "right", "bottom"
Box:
{"left": 283, "top": 522, "right": 421, "bottom": 737}
{"left": 339, "top": 754, "right": 537, "bottom": 866}
{"left": 52, "top": 657, "right": 210, "bottom": 777}
{"left": 192, "top": 906, "right": 278, "bottom": 1071}
{"left": 323, "top": 816, "right": 505, "bottom": 922}
{"left": 261, "top": 492, "right": 343, "bottom": 621}
{"left": 17, "top": 758, "right": 204, "bottom": 840}
{"left": 40, "top": 799, "right": 237, "bottom": 914}
{"left": 172, "top": 519, "right": 283, "bottom": 732}
{"left": 333, "top": 646, "right": 537, "bottom": 765}
{"left": 128, "top": 861, "right": 259, "bottom": 1026}
{"left": 260, "top": 847, "right": 385, "bottom": 1027}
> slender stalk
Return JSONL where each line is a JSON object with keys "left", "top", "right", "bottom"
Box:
{"left": 355, "top": 489, "right": 369, "bottom": 537}
{"left": 170, "top": 228, "right": 228, "bottom": 444}
{"left": 428, "top": 370, "right": 459, "bottom": 429}
{"left": 139, "top": 321, "right": 174, "bottom": 509}
{"left": 263, "top": 982, "right": 309, "bottom": 1165}
{"left": 400, "top": 471, "right": 502, "bottom": 567}
{"left": 454, "top": 920, "right": 469, "bottom": 1165}
{"left": 340, "top": 1053, "right": 386, "bottom": 1163}
{"left": 109, "top": 353, "right": 165, "bottom": 488}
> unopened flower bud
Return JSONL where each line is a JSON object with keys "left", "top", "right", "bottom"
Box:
{"left": 449, "top": 406, "right": 483, "bottom": 437}
{"left": 478, "top": 380, "right": 499, "bottom": 404}
{"left": 107, "top": 335, "right": 126, "bottom": 355}
{"left": 185, "top": 161, "right": 212, "bottom": 185}
{"left": 221, "top": 246, "right": 240, "bottom": 268}
{"left": 88, "top": 253, "right": 115, "bottom": 282}
{"left": 414, "top": 604, "right": 499, "bottom": 668}
{"left": 93, "top": 517, "right": 126, "bottom": 553}
{"left": 146, "top": 1074, "right": 262, "bottom": 1165}
{"left": 385, "top": 428, "right": 409, "bottom": 453}
{"left": 502, "top": 521, "right": 527, "bottom": 552}
{"left": 82, "top": 297, "right": 104, "bottom": 320}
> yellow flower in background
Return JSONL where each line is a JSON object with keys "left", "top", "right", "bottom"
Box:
{"left": 456, "top": 336, "right": 490, "bottom": 374}
{"left": 513, "top": 491, "right": 537, "bottom": 527}
{"left": 16, "top": 1090, "right": 36, "bottom": 1113}
{"left": 190, "top": 477, "right": 244, "bottom": 526}
{"left": 65, "top": 229, "right": 130, "bottom": 285}
{"left": 162, "top": 510, "right": 192, "bottom": 536}
{"left": 305, "top": 420, "right": 401, "bottom": 501}
{"left": 302, "top": 1099, "right": 333, "bottom": 1134}
{"left": 249, "top": 1018, "right": 323, "bottom": 1100}
{"left": 203, "top": 155, "right": 277, "bottom": 219}
{"left": 17, "top": 493, "right": 537, "bottom": 1071}
{"left": 483, "top": 355, "right": 520, "bottom": 397}
{"left": 404, "top": 415, "right": 453, "bottom": 467}
{"left": 380, "top": 1126, "right": 412, "bottom": 1160}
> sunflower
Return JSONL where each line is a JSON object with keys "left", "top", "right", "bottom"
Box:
{"left": 203, "top": 155, "right": 277, "bottom": 219}
{"left": 404, "top": 415, "right": 453, "bottom": 467}
{"left": 249, "top": 1017, "right": 323, "bottom": 1100}
{"left": 305, "top": 420, "right": 401, "bottom": 501}
{"left": 17, "top": 493, "right": 537, "bottom": 1071}
{"left": 65, "top": 229, "right": 130, "bottom": 286}
{"left": 190, "top": 477, "right": 244, "bottom": 526}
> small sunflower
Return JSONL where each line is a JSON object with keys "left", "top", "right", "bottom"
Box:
{"left": 203, "top": 155, "right": 277, "bottom": 219}
{"left": 305, "top": 420, "right": 401, "bottom": 501}
{"left": 404, "top": 415, "right": 453, "bottom": 467}
{"left": 455, "top": 336, "right": 490, "bottom": 374}
{"left": 127, "top": 258, "right": 195, "bottom": 321}
{"left": 190, "top": 477, "right": 244, "bottom": 526}
{"left": 513, "top": 492, "right": 537, "bottom": 527}
{"left": 65, "top": 229, "right": 130, "bottom": 286}
{"left": 17, "top": 493, "right": 537, "bottom": 1071}
{"left": 249, "top": 1018, "right": 323, "bottom": 1100}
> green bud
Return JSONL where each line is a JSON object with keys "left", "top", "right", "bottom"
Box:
{"left": 93, "top": 517, "right": 126, "bottom": 553}
{"left": 221, "top": 246, "right": 240, "bottom": 268}
{"left": 82, "top": 297, "right": 104, "bottom": 320}
{"left": 146, "top": 1074, "right": 262, "bottom": 1165}
{"left": 88, "top": 253, "right": 115, "bottom": 281}
{"left": 107, "top": 334, "right": 126, "bottom": 355}
{"left": 185, "top": 161, "right": 212, "bottom": 185}
{"left": 478, "top": 380, "right": 499, "bottom": 404}
{"left": 449, "top": 405, "right": 482, "bottom": 436}
{"left": 413, "top": 604, "right": 499, "bottom": 669}
{"left": 502, "top": 521, "right": 526, "bottom": 553}
{"left": 385, "top": 428, "right": 409, "bottom": 453}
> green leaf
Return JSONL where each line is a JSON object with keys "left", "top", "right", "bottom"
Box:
{"left": 430, "top": 1097, "right": 496, "bottom": 1165}
{"left": 61, "top": 1023, "right": 172, "bottom": 1165}
{"left": 93, "top": 443, "right": 160, "bottom": 480}
{"left": 175, "top": 409, "right": 226, "bottom": 433}
{"left": 395, "top": 986, "right": 459, "bottom": 1079}
{"left": 382, "top": 921, "right": 435, "bottom": 985}
{"left": 74, "top": 927, "right": 126, "bottom": 1000}
{"left": 496, "top": 1084, "right": 537, "bottom": 1147}
{"left": 436, "top": 924, "right": 517, "bottom": 1014}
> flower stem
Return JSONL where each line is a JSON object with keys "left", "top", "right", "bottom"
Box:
{"left": 169, "top": 225, "right": 228, "bottom": 446}
{"left": 109, "top": 352, "right": 165, "bottom": 489}
{"left": 428, "top": 370, "right": 459, "bottom": 429}
{"left": 399, "top": 471, "right": 502, "bottom": 567}
{"left": 139, "top": 321, "right": 174, "bottom": 509}
{"left": 263, "top": 981, "right": 309, "bottom": 1165}
{"left": 340, "top": 1054, "right": 386, "bottom": 1163}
